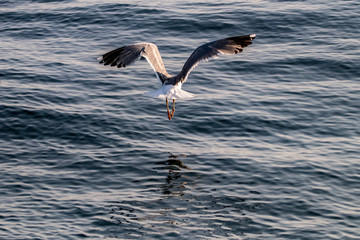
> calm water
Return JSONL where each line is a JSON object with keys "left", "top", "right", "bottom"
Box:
{"left": 1, "top": 0, "right": 360, "bottom": 239}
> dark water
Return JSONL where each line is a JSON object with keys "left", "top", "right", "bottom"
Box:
{"left": 1, "top": 0, "right": 360, "bottom": 239}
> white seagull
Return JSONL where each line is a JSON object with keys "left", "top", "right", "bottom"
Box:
{"left": 98, "top": 34, "right": 256, "bottom": 120}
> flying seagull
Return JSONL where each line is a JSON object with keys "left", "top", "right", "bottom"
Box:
{"left": 98, "top": 34, "right": 256, "bottom": 120}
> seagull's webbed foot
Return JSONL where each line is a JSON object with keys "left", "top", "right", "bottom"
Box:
{"left": 170, "top": 99, "right": 175, "bottom": 118}
{"left": 166, "top": 98, "right": 176, "bottom": 120}
{"left": 166, "top": 98, "right": 172, "bottom": 120}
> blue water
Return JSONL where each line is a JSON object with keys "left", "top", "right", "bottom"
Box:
{"left": 1, "top": 0, "right": 360, "bottom": 239}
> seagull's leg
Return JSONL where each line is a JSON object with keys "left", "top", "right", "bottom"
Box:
{"left": 170, "top": 99, "right": 175, "bottom": 118}
{"left": 166, "top": 98, "right": 171, "bottom": 120}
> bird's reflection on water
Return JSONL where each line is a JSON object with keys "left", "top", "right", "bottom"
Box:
{"left": 104, "top": 152, "right": 197, "bottom": 228}
{"left": 155, "top": 152, "right": 190, "bottom": 170}
{"left": 154, "top": 152, "right": 193, "bottom": 196}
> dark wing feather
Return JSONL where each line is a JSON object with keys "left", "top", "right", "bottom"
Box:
{"left": 99, "top": 44, "right": 144, "bottom": 68}
{"left": 98, "top": 43, "right": 170, "bottom": 83}
{"left": 176, "top": 34, "right": 256, "bottom": 84}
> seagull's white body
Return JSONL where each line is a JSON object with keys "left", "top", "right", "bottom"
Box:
{"left": 145, "top": 82, "right": 194, "bottom": 100}
{"left": 98, "top": 34, "right": 256, "bottom": 119}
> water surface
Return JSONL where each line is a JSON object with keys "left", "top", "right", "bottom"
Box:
{"left": 0, "top": 0, "right": 359, "bottom": 239}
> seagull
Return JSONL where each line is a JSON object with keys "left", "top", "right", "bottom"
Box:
{"left": 98, "top": 34, "right": 256, "bottom": 120}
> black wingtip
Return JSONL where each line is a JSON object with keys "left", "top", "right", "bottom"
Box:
{"left": 228, "top": 34, "right": 256, "bottom": 48}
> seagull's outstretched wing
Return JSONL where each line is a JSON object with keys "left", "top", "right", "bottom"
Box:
{"left": 98, "top": 43, "right": 170, "bottom": 83}
{"left": 176, "top": 34, "right": 256, "bottom": 84}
